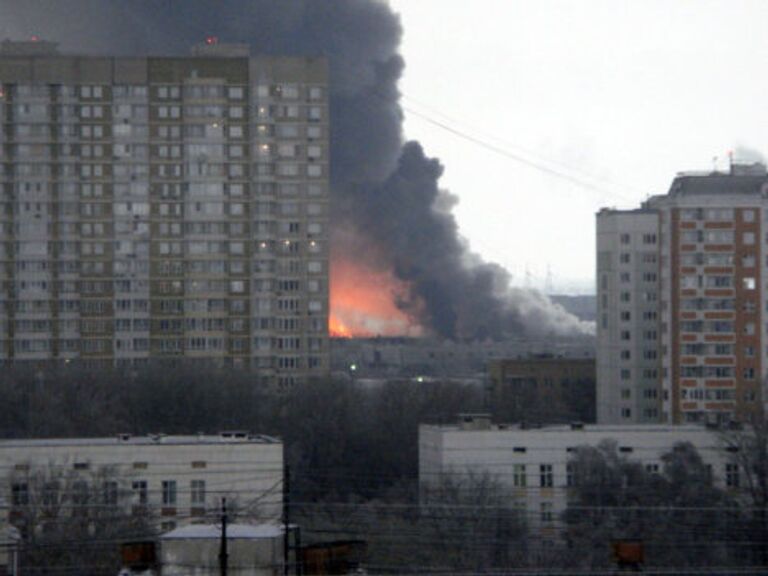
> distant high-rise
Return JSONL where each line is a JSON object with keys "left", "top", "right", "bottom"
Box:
{"left": 597, "top": 162, "right": 768, "bottom": 424}
{"left": 0, "top": 40, "right": 329, "bottom": 387}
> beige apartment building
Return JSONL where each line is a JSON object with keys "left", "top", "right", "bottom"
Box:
{"left": 0, "top": 40, "right": 329, "bottom": 386}
{"left": 597, "top": 162, "right": 768, "bottom": 424}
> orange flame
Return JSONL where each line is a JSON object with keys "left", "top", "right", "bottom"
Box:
{"left": 329, "top": 316, "right": 353, "bottom": 339}
{"left": 329, "top": 259, "right": 423, "bottom": 338}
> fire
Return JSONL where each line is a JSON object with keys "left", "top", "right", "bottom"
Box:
{"left": 329, "top": 259, "right": 423, "bottom": 338}
{"left": 329, "top": 316, "right": 353, "bottom": 339}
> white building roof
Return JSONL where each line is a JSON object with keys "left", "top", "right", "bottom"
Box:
{"left": 161, "top": 523, "right": 283, "bottom": 540}
{"left": 423, "top": 423, "right": 715, "bottom": 434}
{"left": 0, "top": 432, "right": 281, "bottom": 448}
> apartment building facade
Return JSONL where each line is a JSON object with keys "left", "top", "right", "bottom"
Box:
{"left": 597, "top": 162, "right": 768, "bottom": 424}
{"left": 1, "top": 432, "right": 283, "bottom": 533}
{"left": 0, "top": 40, "right": 329, "bottom": 386}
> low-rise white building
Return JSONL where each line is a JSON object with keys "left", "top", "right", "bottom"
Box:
{"left": 0, "top": 432, "right": 283, "bottom": 532}
{"left": 420, "top": 415, "right": 739, "bottom": 532}
{"left": 0, "top": 516, "right": 19, "bottom": 576}
{"left": 160, "top": 523, "right": 283, "bottom": 576}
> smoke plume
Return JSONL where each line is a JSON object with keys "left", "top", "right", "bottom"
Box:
{"left": 732, "top": 145, "right": 766, "bottom": 166}
{"left": 1, "top": 0, "right": 592, "bottom": 339}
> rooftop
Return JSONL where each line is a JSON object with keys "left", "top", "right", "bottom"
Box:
{"left": 0, "top": 432, "right": 281, "bottom": 448}
{"left": 161, "top": 523, "right": 283, "bottom": 540}
{"left": 668, "top": 162, "right": 768, "bottom": 197}
{"left": 425, "top": 419, "right": 719, "bottom": 434}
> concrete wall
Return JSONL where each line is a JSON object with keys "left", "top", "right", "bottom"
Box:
{"left": 419, "top": 422, "right": 736, "bottom": 535}
{"left": 0, "top": 435, "right": 283, "bottom": 531}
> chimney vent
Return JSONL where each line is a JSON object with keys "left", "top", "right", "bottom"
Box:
{"left": 458, "top": 413, "right": 492, "bottom": 431}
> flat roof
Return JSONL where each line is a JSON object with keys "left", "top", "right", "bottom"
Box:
{"left": 423, "top": 423, "right": 716, "bottom": 434}
{"left": 162, "top": 523, "right": 283, "bottom": 540}
{"left": 0, "top": 433, "right": 281, "bottom": 448}
{"left": 668, "top": 173, "right": 768, "bottom": 197}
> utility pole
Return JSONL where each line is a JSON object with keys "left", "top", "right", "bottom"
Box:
{"left": 219, "top": 497, "right": 228, "bottom": 576}
{"left": 283, "top": 464, "right": 290, "bottom": 576}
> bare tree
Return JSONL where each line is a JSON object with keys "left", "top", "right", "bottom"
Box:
{"left": 564, "top": 440, "right": 740, "bottom": 570}
{"left": 417, "top": 472, "right": 527, "bottom": 572}
{"left": 720, "top": 419, "right": 768, "bottom": 564}
{"left": 8, "top": 464, "right": 156, "bottom": 575}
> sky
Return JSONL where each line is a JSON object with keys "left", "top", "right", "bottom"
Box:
{"left": 388, "top": 0, "right": 768, "bottom": 294}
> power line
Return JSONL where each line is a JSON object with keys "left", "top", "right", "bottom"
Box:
{"left": 399, "top": 91, "right": 644, "bottom": 201}
{"left": 400, "top": 103, "right": 633, "bottom": 202}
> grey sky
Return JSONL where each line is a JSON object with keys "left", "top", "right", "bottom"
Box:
{"left": 390, "top": 0, "right": 768, "bottom": 293}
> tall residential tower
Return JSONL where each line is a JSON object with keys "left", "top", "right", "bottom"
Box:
{"left": 598, "top": 162, "right": 768, "bottom": 424}
{"left": 0, "top": 40, "right": 329, "bottom": 386}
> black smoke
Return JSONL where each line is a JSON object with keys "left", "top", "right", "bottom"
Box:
{"left": 1, "top": 0, "right": 591, "bottom": 339}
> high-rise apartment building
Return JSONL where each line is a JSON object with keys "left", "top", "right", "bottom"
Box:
{"left": 598, "top": 162, "right": 768, "bottom": 425}
{"left": 0, "top": 40, "right": 329, "bottom": 386}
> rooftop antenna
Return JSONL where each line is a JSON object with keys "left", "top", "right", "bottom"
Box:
{"left": 728, "top": 149, "right": 734, "bottom": 173}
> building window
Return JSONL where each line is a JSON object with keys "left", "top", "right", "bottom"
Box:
{"left": 132, "top": 480, "right": 148, "bottom": 505}
{"left": 513, "top": 464, "right": 526, "bottom": 487}
{"left": 621, "top": 408, "right": 632, "bottom": 419}
{"left": 743, "top": 232, "right": 756, "bottom": 245}
{"left": 620, "top": 310, "right": 631, "bottom": 321}
{"left": 620, "top": 292, "right": 631, "bottom": 303}
{"left": 725, "top": 463, "right": 740, "bottom": 488}
{"left": 103, "top": 481, "right": 118, "bottom": 506}
{"left": 566, "top": 464, "right": 577, "bottom": 487}
{"left": 162, "top": 480, "right": 177, "bottom": 505}
{"left": 11, "top": 482, "right": 29, "bottom": 506}
{"left": 540, "top": 501, "right": 554, "bottom": 523}
{"left": 191, "top": 480, "right": 206, "bottom": 505}
{"left": 540, "top": 464, "right": 553, "bottom": 488}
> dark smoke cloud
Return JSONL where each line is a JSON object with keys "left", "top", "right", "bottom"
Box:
{"left": 1, "top": 0, "right": 592, "bottom": 339}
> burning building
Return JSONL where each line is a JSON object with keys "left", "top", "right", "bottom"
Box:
{"left": 0, "top": 0, "right": 592, "bottom": 345}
